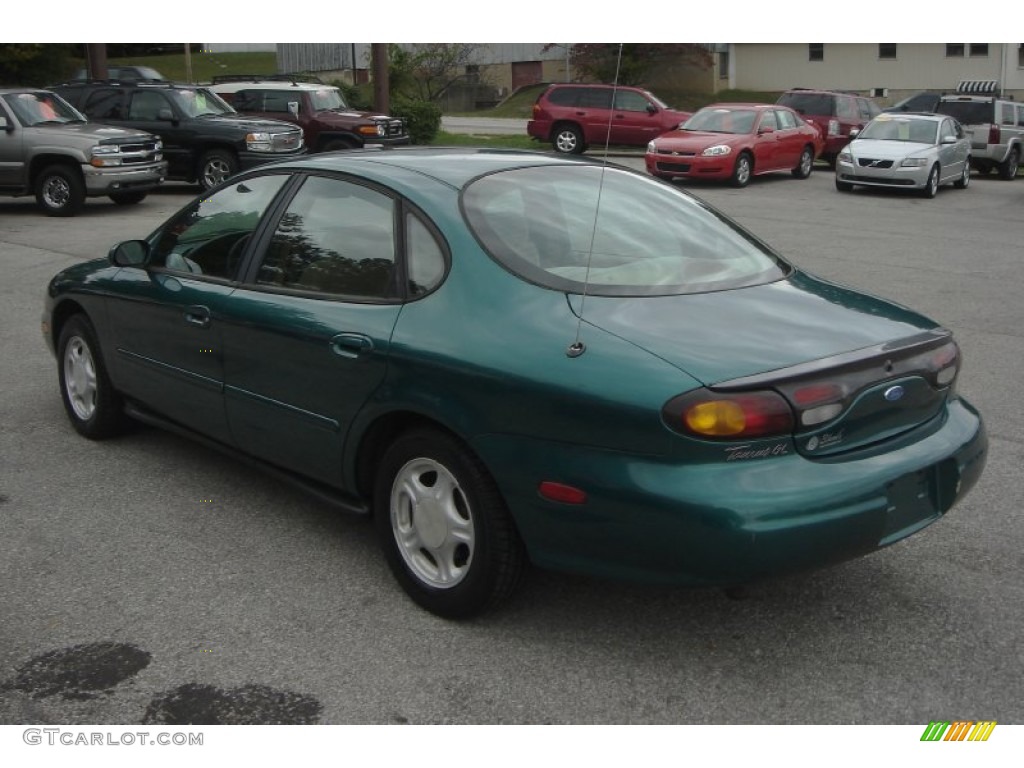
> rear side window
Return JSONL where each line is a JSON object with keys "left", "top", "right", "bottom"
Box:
{"left": 936, "top": 100, "right": 994, "bottom": 125}
{"left": 256, "top": 175, "right": 397, "bottom": 299}
{"left": 577, "top": 88, "right": 612, "bottom": 109}
{"left": 546, "top": 88, "right": 580, "bottom": 107}
{"left": 83, "top": 89, "right": 125, "bottom": 120}
{"left": 463, "top": 165, "right": 788, "bottom": 297}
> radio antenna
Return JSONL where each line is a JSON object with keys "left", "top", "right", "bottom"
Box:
{"left": 567, "top": 43, "right": 624, "bottom": 359}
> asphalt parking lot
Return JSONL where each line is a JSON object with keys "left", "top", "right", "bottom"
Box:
{"left": 1, "top": 161, "right": 1021, "bottom": 727}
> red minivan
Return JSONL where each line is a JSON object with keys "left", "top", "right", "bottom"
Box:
{"left": 528, "top": 83, "right": 691, "bottom": 154}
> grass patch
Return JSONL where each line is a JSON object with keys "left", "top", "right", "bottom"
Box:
{"left": 72, "top": 51, "right": 279, "bottom": 84}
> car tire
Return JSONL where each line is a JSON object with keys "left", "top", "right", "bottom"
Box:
{"left": 373, "top": 427, "right": 526, "bottom": 618}
{"left": 35, "top": 164, "right": 85, "bottom": 217}
{"left": 921, "top": 164, "right": 940, "bottom": 198}
{"left": 197, "top": 149, "right": 238, "bottom": 191}
{"left": 791, "top": 146, "right": 814, "bottom": 179}
{"left": 997, "top": 147, "right": 1019, "bottom": 180}
{"left": 321, "top": 139, "right": 357, "bottom": 152}
{"left": 57, "top": 315, "right": 129, "bottom": 440}
{"left": 730, "top": 152, "right": 753, "bottom": 188}
{"left": 954, "top": 160, "right": 971, "bottom": 189}
{"left": 552, "top": 124, "right": 585, "bottom": 155}
{"left": 835, "top": 178, "right": 854, "bottom": 192}
{"left": 109, "top": 191, "right": 148, "bottom": 206}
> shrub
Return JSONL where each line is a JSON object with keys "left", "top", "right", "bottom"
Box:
{"left": 391, "top": 99, "right": 442, "bottom": 144}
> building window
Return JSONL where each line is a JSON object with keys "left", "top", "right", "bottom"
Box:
{"left": 969, "top": 44, "right": 989, "bottom": 57}
{"left": 878, "top": 44, "right": 897, "bottom": 60}
{"left": 718, "top": 50, "right": 729, "bottom": 80}
{"left": 808, "top": 44, "right": 823, "bottom": 62}
{"left": 1019, "top": 44, "right": 1024, "bottom": 67}
{"left": 946, "top": 44, "right": 965, "bottom": 57}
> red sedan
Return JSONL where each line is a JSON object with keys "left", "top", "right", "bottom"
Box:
{"left": 645, "top": 103, "right": 824, "bottom": 187}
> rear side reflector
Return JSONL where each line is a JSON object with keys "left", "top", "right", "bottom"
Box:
{"left": 538, "top": 482, "right": 587, "bottom": 505}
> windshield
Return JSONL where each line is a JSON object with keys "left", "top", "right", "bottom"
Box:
{"left": 682, "top": 107, "right": 758, "bottom": 134}
{"left": 166, "top": 88, "right": 235, "bottom": 118}
{"left": 3, "top": 91, "right": 85, "bottom": 126}
{"left": 310, "top": 88, "right": 347, "bottom": 111}
{"left": 859, "top": 116, "right": 937, "bottom": 144}
{"left": 462, "top": 165, "right": 789, "bottom": 297}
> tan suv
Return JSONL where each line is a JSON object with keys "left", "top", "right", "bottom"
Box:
{"left": 936, "top": 94, "right": 1023, "bottom": 179}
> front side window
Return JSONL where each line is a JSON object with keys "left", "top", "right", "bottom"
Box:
{"left": 151, "top": 174, "right": 289, "bottom": 279}
{"left": 775, "top": 109, "right": 797, "bottom": 129}
{"left": 128, "top": 90, "right": 172, "bottom": 121}
{"left": 758, "top": 110, "right": 777, "bottom": 132}
{"left": 256, "top": 176, "right": 397, "bottom": 299}
{"left": 614, "top": 90, "right": 651, "bottom": 113}
{"left": 309, "top": 88, "right": 346, "bottom": 111}
{"left": 463, "top": 166, "right": 789, "bottom": 297}
{"left": 165, "top": 88, "right": 234, "bottom": 118}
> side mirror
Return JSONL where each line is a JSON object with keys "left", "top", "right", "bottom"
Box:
{"left": 287, "top": 101, "right": 300, "bottom": 117}
{"left": 646, "top": 104, "right": 658, "bottom": 115}
{"left": 109, "top": 239, "right": 149, "bottom": 267}
{"left": 0, "top": 116, "right": 10, "bottom": 132}
{"left": 849, "top": 128, "right": 860, "bottom": 138}
{"left": 940, "top": 135, "right": 957, "bottom": 144}
{"left": 157, "top": 108, "right": 174, "bottom": 122}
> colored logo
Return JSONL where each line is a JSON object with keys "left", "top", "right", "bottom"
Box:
{"left": 921, "top": 721, "right": 997, "bottom": 742}
{"left": 884, "top": 385, "right": 905, "bottom": 402}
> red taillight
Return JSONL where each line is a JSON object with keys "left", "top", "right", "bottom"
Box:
{"left": 532, "top": 103, "right": 541, "bottom": 118}
{"left": 663, "top": 389, "right": 794, "bottom": 440}
{"left": 792, "top": 383, "right": 844, "bottom": 407}
{"left": 929, "top": 342, "right": 960, "bottom": 386}
{"left": 988, "top": 124, "right": 1000, "bottom": 144}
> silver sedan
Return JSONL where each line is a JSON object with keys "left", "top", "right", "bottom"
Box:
{"left": 835, "top": 113, "right": 971, "bottom": 198}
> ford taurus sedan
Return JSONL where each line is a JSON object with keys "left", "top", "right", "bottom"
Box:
{"left": 645, "top": 103, "right": 823, "bottom": 187}
{"left": 835, "top": 113, "right": 972, "bottom": 197}
{"left": 42, "top": 148, "right": 987, "bottom": 618}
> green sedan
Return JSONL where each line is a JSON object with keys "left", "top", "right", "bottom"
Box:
{"left": 42, "top": 148, "right": 988, "bottom": 618}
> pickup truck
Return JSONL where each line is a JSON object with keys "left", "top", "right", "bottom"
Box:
{"left": 0, "top": 88, "right": 166, "bottom": 216}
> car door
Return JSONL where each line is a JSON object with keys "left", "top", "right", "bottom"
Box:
{"left": 938, "top": 118, "right": 969, "bottom": 182}
{"left": 610, "top": 89, "right": 662, "bottom": 146}
{"left": 105, "top": 173, "right": 291, "bottom": 444}
{"left": 773, "top": 108, "right": 803, "bottom": 168}
{"left": 124, "top": 89, "right": 192, "bottom": 178}
{"left": 0, "top": 96, "right": 24, "bottom": 188}
{"left": 751, "top": 109, "right": 781, "bottom": 170}
{"left": 221, "top": 173, "right": 404, "bottom": 487}
{"left": 574, "top": 87, "right": 614, "bottom": 146}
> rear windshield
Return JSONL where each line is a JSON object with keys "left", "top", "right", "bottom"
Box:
{"left": 777, "top": 93, "right": 835, "bottom": 116}
{"left": 462, "top": 165, "right": 789, "bottom": 297}
{"left": 935, "top": 100, "right": 994, "bottom": 125}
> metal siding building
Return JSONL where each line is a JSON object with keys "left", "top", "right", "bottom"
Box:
{"left": 728, "top": 43, "right": 1024, "bottom": 101}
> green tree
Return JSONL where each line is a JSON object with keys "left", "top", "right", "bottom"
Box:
{"left": 0, "top": 44, "right": 76, "bottom": 86}
{"left": 554, "top": 44, "right": 713, "bottom": 87}
{"left": 387, "top": 43, "right": 482, "bottom": 102}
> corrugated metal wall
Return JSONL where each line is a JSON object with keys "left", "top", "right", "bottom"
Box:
{"left": 276, "top": 44, "right": 372, "bottom": 73}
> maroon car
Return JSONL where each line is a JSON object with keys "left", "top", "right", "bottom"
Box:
{"left": 646, "top": 103, "right": 824, "bottom": 187}
{"left": 528, "top": 83, "right": 691, "bottom": 154}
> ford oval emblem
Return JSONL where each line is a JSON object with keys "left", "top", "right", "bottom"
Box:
{"left": 884, "top": 385, "right": 905, "bottom": 402}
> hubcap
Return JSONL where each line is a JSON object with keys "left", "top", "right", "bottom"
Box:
{"left": 737, "top": 158, "right": 751, "bottom": 184}
{"left": 43, "top": 176, "right": 70, "bottom": 208}
{"left": 555, "top": 131, "right": 577, "bottom": 153}
{"left": 390, "top": 458, "right": 474, "bottom": 589}
{"left": 801, "top": 151, "right": 812, "bottom": 175}
{"left": 63, "top": 336, "right": 97, "bottom": 421}
{"left": 202, "top": 158, "right": 231, "bottom": 188}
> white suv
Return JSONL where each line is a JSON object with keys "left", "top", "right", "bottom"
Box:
{"left": 936, "top": 94, "right": 1023, "bottom": 179}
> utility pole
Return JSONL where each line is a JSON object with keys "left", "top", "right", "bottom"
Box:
{"left": 371, "top": 44, "right": 389, "bottom": 114}
{"left": 85, "top": 44, "right": 108, "bottom": 79}
{"left": 184, "top": 43, "right": 193, "bottom": 84}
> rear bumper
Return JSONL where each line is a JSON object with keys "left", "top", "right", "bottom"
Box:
{"left": 472, "top": 397, "right": 987, "bottom": 585}
{"left": 527, "top": 119, "right": 551, "bottom": 141}
{"left": 82, "top": 161, "right": 166, "bottom": 195}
